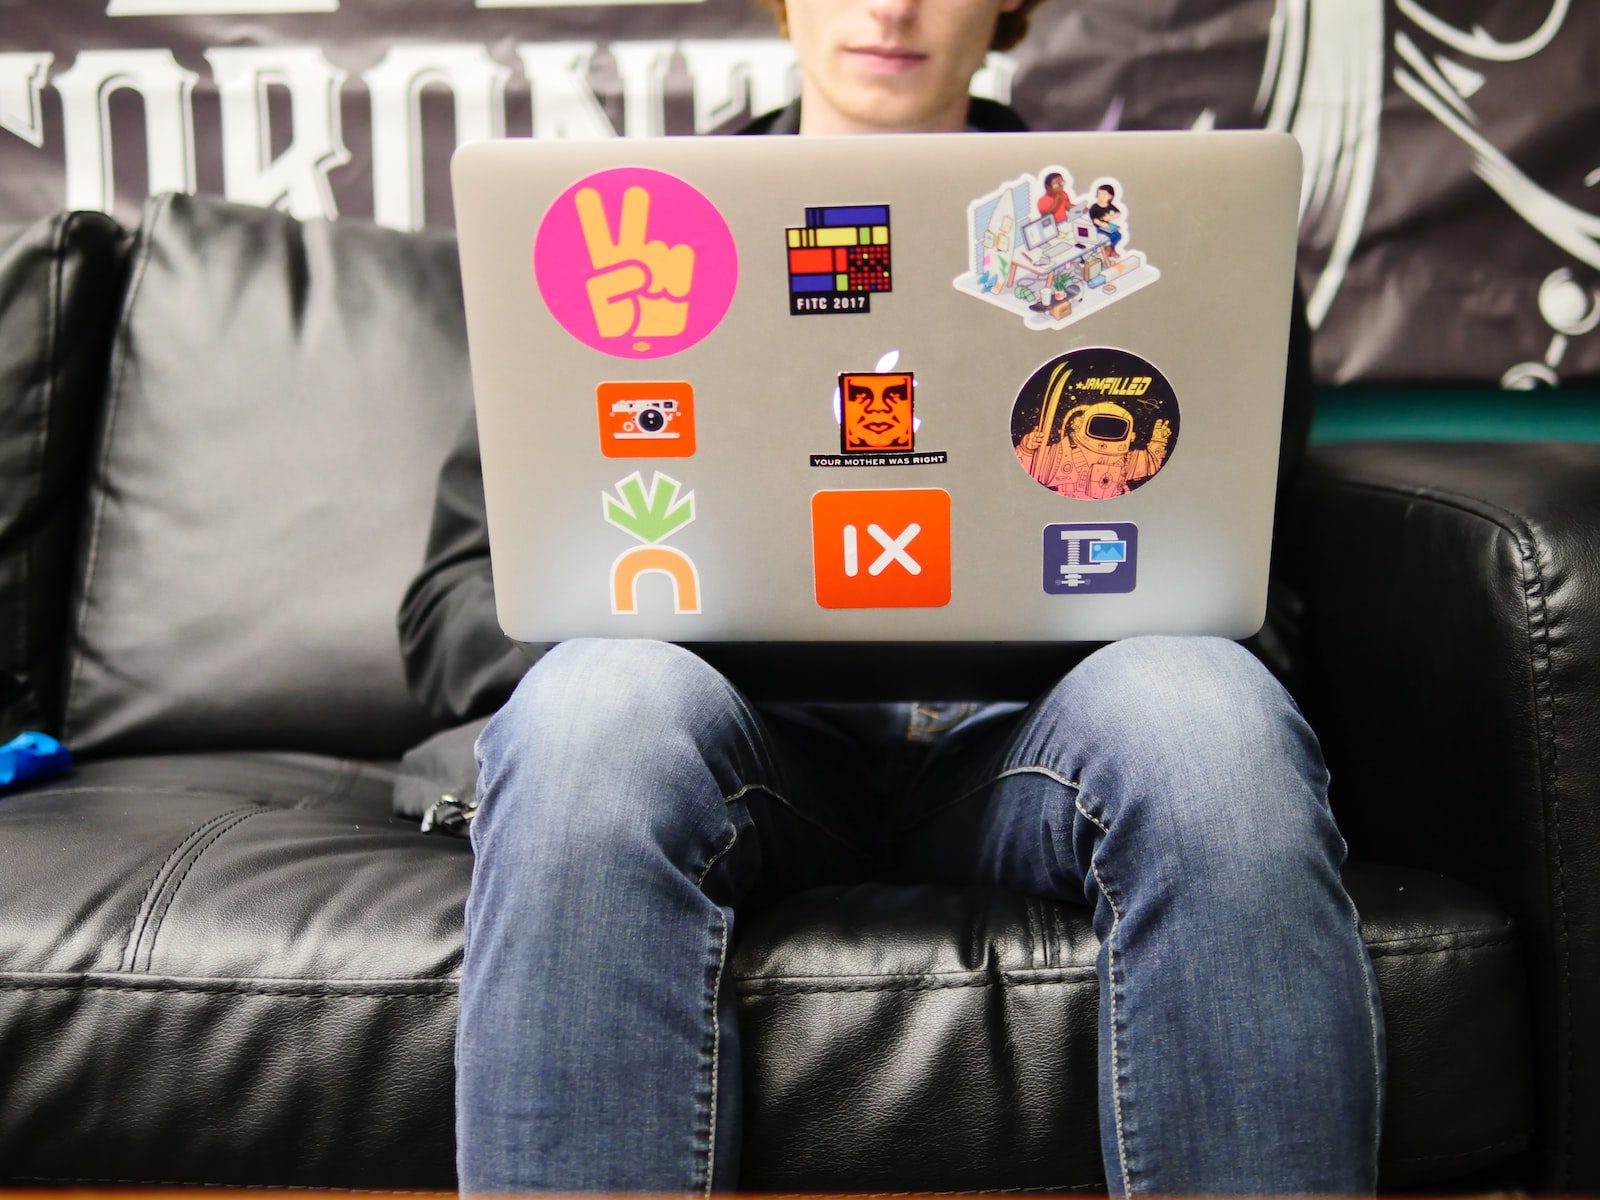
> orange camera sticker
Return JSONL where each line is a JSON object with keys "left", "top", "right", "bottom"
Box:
{"left": 1008, "top": 347, "right": 1180, "bottom": 500}
{"left": 596, "top": 381, "right": 695, "bottom": 458}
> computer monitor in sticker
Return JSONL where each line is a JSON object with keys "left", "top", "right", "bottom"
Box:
{"left": 1009, "top": 347, "right": 1179, "bottom": 500}
{"left": 786, "top": 205, "right": 892, "bottom": 316}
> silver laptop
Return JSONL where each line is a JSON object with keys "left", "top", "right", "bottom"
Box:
{"left": 452, "top": 131, "right": 1302, "bottom": 656}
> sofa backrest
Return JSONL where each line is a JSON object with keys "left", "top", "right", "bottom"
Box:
{"left": 60, "top": 193, "right": 468, "bottom": 759}
{"left": 0, "top": 211, "right": 130, "bottom": 744}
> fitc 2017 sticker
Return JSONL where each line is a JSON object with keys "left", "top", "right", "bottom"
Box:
{"left": 1010, "top": 347, "right": 1179, "bottom": 500}
{"left": 786, "top": 204, "right": 892, "bottom": 315}
{"left": 534, "top": 167, "right": 737, "bottom": 359}
{"left": 953, "top": 166, "right": 1159, "bottom": 331}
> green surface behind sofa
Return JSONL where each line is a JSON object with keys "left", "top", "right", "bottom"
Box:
{"left": 1311, "top": 386, "right": 1600, "bottom": 445}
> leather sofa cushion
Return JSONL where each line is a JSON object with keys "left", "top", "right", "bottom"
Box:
{"left": 0, "top": 755, "right": 1532, "bottom": 1191}
{"left": 0, "top": 211, "right": 126, "bottom": 740}
{"left": 61, "top": 193, "right": 469, "bottom": 759}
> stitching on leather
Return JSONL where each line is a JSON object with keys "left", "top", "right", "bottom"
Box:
{"left": 1380, "top": 1135, "right": 1529, "bottom": 1164}
{"left": 119, "top": 803, "right": 261, "bottom": 971}
{"left": 137, "top": 807, "right": 268, "bottom": 970}
{"left": 0, "top": 979, "right": 456, "bottom": 998}
{"left": 62, "top": 192, "right": 171, "bottom": 740}
{"left": 1516, "top": 488, "right": 1575, "bottom": 1186}
{"left": 1363, "top": 932, "right": 1515, "bottom": 955}
{"left": 9, "top": 1176, "right": 443, "bottom": 1192}
{"left": 15, "top": 215, "right": 67, "bottom": 670}
{"left": 1325, "top": 473, "right": 1577, "bottom": 1185}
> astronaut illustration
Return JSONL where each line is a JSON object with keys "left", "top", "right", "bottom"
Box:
{"left": 1019, "top": 401, "right": 1172, "bottom": 500}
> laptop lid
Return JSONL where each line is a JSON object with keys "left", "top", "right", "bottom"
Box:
{"left": 453, "top": 130, "right": 1302, "bottom": 663}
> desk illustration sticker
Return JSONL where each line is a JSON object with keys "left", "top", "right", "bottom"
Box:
{"left": 602, "top": 470, "right": 701, "bottom": 614}
{"left": 1009, "top": 347, "right": 1179, "bottom": 499}
{"left": 953, "top": 166, "right": 1159, "bottom": 331}
{"left": 785, "top": 204, "right": 892, "bottom": 315}
{"left": 535, "top": 167, "right": 737, "bottom": 359}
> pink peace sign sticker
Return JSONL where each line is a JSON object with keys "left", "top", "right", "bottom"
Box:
{"left": 533, "top": 166, "right": 739, "bottom": 360}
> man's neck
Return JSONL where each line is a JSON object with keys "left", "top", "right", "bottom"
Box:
{"left": 796, "top": 80, "right": 969, "bottom": 136}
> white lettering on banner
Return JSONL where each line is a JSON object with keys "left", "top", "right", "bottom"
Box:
{"left": 609, "top": 42, "right": 674, "bottom": 140}
{"left": 515, "top": 43, "right": 616, "bottom": 141}
{"left": 205, "top": 47, "right": 350, "bottom": 220}
{"left": 363, "top": 45, "right": 509, "bottom": 232}
{"left": 108, "top": 0, "right": 338, "bottom": 13}
{"left": 479, "top": 0, "right": 700, "bottom": 5}
{"left": 53, "top": 50, "right": 199, "bottom": 213}
{"left": 0, "top": 53, "right": 54, "bottom": 148}
{"left": 675, "top": 41, "right": 798, "bottom": 134}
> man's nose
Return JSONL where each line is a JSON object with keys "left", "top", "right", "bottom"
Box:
{"left": 865, "top": 0, "right": 919, "bottom": 33}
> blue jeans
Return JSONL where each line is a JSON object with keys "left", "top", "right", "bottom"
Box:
{"left": 458, "top": 636, "right": 1385, "bottom": 1195}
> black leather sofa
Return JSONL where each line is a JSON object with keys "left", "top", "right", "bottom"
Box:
{"left": 0, "top": 194, "right": 1595, "bottom": 1193}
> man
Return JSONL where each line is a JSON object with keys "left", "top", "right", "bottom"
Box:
{"left": 399, "top": 0, "right": 1385, "bottom": 1194}
{"left": 1090, "top": 182, "right": 1125, "bottom": 257}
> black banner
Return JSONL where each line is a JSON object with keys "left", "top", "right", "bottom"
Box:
{"left": 2, "top": 0, "right": 1596, "bottom": 386}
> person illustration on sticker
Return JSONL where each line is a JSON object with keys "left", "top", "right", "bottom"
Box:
{"left": 1020, "top": 401, "right": 1171, "bottom": 499}
{"left": 1037, "top": 171, "right": 1073, "bottom": 223}
{"left": 1089, "top": 183, "right": 1124, "bottom": 260}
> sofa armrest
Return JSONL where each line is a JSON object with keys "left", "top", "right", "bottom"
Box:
{"left": 1283, "top": 439, "right": 1600, "bottom": 1191}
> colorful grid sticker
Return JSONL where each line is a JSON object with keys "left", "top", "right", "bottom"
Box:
{"left": 786, "top": 204, "right": 892, "bottom": 316}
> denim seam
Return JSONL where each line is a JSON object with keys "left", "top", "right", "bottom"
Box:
{"left": 720, "top": 781, "right": 873, "bottom": 863}
{"left": 737, "top": 973, "right": 1098, "bottom": 997}
{"left": 698, "top": 827, "right": 737, "bottom": 1199}
{"left": 1073, "top": 794, "right": 1134, "bottom": 1197}
{"left": 894, "top": 762, "right": 1080, "bottom": 837}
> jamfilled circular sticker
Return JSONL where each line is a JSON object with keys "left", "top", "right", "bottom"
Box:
{"left": 1009, "top": 347, "right": 1180, "bottom": 500}
{"left": 533, "top": 166, "right": 738, "bottom": 360}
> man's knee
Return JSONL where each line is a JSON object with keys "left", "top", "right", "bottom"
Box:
{"left": 474, "top": 639, "right": 746, "bottom": 852}
{"left": 1044, "top": 636, "right": 1333, "bottom": 864}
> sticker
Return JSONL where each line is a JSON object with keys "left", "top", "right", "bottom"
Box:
{"left": 1010, "top": 347, "right": 1179, "bottom": 500}
{"left": 786, "top": 204, "right": 892, "bottom": 315}
{"left": 597, "top": 382, "right": 695, "bottom": 458}
{"left": 810, "top": 350, "right": 947, "bottom": 468}
{"left": 1044, "top": 523, "right": 1138, "bottom": 594}
{"left": 534, "top": 167, "right": 737, "bottom": 359}
{"left": 953, "top": 167, "right": 1159, "bottom": 330}
{"left": 602, "top": 470, "right": 701, "bottom": 614}
{"left": 810, "top": 488, "right": 951, "bottom": 609}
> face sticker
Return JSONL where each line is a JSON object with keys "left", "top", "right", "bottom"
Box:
{"left": 841, "top": 372, "right": 914, "bottom": 452}
{"left": 810, "top": 355, "right": 948, "bottom": 468}
{"left": 602, "top": 470, "right": 701, "bottom": 614}
{"left": 810, "top": 488, "right": 951, "bottom": 609}
{"left": 1010, "top": 347, "right": 1179, "bottom": 500}
{"left": 597, "top": 382, "right": 695, "bottom": 458}
{"left": 786, "top": 204, "right": 892, "bottom": 315}
{"left": 953, "top": 167, "right": 1159, "bottom": 331}
{"left": 1044, "top": 523, "right": 1138, "bottom": 594}
{"left": 534, "top": 167, "right": 737, "bottom": 359}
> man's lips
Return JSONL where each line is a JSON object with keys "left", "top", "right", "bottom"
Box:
{"left": 844, "top": 46, "right": 928, "bottom": 73}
